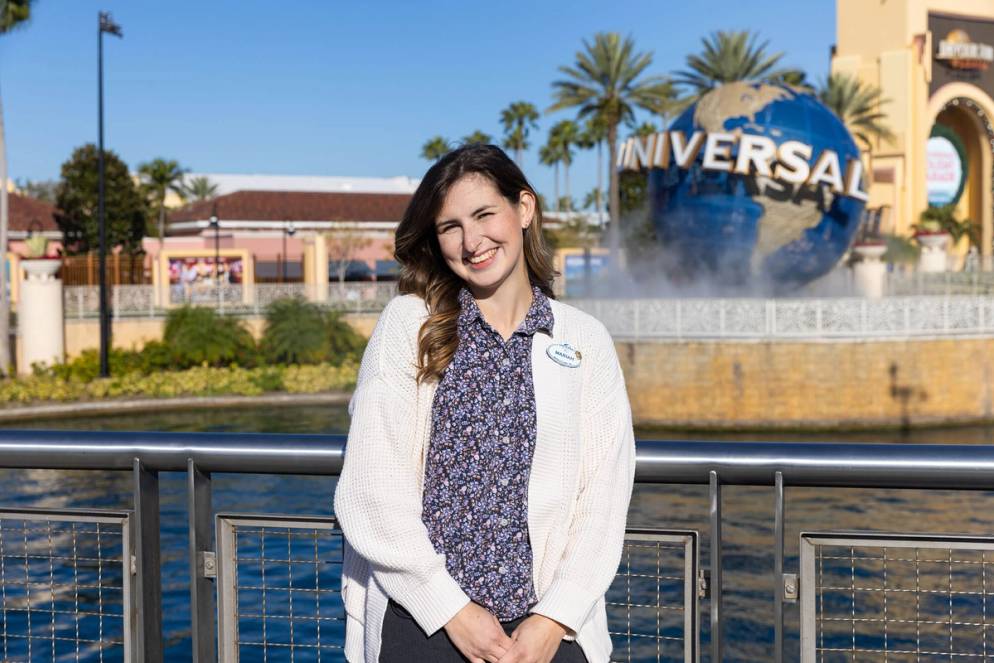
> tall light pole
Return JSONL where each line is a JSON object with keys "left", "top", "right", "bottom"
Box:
{"left": 282, "top": 221, "right": 296, "bottom": 282}
{"left": 209, "top": 203, "right": 220, "bottom": 305}
{"left": 97, "top": 11, "right": 122, "bottom": 378}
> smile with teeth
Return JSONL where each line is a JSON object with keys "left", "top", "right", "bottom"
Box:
{"left": 466, "top": 247, "right": 498, "bottom": 265}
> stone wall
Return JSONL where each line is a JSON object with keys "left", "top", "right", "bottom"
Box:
{"left": 619, "top": 338, "right": 994, "bottom": 429}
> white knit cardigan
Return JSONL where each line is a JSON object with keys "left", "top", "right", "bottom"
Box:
{"left": 333, "top": 293, "right": 636, "bottom": 663}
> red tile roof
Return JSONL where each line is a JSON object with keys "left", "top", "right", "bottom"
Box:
{"left": 168, "top": 190, "right": 412, "bottom": 224}
{"left": 9, "top": 192, "right": 58, "bottom": 232}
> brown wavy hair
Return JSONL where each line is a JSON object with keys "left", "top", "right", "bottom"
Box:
{"left": 395, "top": 144, "right": 557, "bottom": 384}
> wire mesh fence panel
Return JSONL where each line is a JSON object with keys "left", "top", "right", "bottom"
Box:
{"left": 0, "top": 509, "right": 132, "bottom": 662}
{"left": 607, "top": 530, "right": 699, "bottom": 663}
{"left": 800, "top": 532, "right": 994, "bottom": 662}
{"left": 215, "top": 514, "right": 345, "bottom": 662}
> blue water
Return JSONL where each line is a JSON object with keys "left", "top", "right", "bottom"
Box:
{"left": 2, "top": 406, "right": 994, "bottom": 661}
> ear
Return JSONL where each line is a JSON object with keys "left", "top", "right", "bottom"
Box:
{"left": 517, "top": 190, "right": 536, "bottom": 229}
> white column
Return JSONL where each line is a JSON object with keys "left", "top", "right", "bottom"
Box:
{"left": 19, "top": 259, "right": 64, "bottom": 375}
{"left": 313, "top": 234, "right": 329, "bottom": 303}
{"left": 851, "top": 243, "right": 887, "bottom": 299}
{"left": 917, "top": 233, "right": 949, "bottom": 273}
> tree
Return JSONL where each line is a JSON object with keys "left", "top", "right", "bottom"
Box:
{"left": 582, "top": 187, "right": 605, "bottom": 211}
{"left": 500, "top": 101, "right": 539, "bottom": 166}
{"left": 181, "top": 175, "right": 219, "bottom": 202}
{"left": 55, "top": 144, "right": 147, "bottom": 256}
{"left": 138, "top": 158, "right": 186, "bottom": 242}
{"left": 326, "top": 226, "right": 373, "bottom": 289}
{"left": 818, "top": 73, "right": 894, "bottom": 152}
{"left": 674, "top": 30, "right": 804, "bottom": 100}
{"left": 460, "top": 130, "right": 492, "bottom": 146}
{"left": 549, "top": 32, "right": 678, "bottom": 241}
{"left": 577, "top": 114, "right": 609, "bottom": 222}
{"left": 421, "top": 136, "right": 451, "bottom": 162}
{"left": 0, "top": 0, "right": 34, "bottom": 377}
{"left": 549, "top": 120, "right": 581, "bottom": 211}
{"left": 538, "top": 141, "right": 563, "bottom": 210}
{"left": 631, "top": 121, "right": 658, "bottom": 138}
{"left": 15, "top": 178, "right": 57, "bottom": 203}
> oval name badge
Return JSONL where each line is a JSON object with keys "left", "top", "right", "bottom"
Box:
{"left": 547, "top": 342, "right": 582, "bottom": 368}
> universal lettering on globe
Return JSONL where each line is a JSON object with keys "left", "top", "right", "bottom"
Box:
{"left": 619, "top": 81, "right": 870, "bottom": 290}
{"left": 617, "top": 130, "right": 869, "bottom": 202}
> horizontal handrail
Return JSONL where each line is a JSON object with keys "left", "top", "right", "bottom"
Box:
{"left": 1, "top": 430, "right": 994, "bottom": 489}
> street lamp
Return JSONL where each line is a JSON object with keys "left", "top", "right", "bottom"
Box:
{"left": 209, "top": 203, "right": 220, "bottom": 305}
{"left": 282, "top": 221, "right": 296, "bottom": 282}
{"left": 97, "top": 11, "right": 122, "bottom": 378}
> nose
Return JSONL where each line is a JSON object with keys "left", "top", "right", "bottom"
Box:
{"left": 462, "top": 224, "right": 483, "bottom": 254}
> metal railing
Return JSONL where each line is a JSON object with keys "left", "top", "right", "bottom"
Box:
{"left": 3, "top": 432, "right": 994, "bottom": 660}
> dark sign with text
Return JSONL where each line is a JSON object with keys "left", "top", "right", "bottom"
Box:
{"left": 929, "top": 12, "right": 994, "bottom": 96}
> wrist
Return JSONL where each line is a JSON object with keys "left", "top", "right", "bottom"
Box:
{"left": 528, "top": 613, "right": 568, "bottom": 638}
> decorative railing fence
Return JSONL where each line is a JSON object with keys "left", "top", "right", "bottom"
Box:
{"left": 570, "top": 295, "right": 994, "bottom": 341}
{"left": 60, "top": 283, "right": 399, "bottom": 320}
{"left": 55, "top": 283, "right": 994, "bottom": 342}
{"left": 0, "top": 432, "right": 994, "bottom": 660}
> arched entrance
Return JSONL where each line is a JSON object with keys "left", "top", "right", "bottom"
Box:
{"left": 927, "top": 84, "right": 994, "bottom": 265}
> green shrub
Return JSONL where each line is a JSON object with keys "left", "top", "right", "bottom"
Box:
{"left": 260, "top": 297, "right": 366, "bottom": 366}
{"left": 324, "top": 310, "right": 366, "bottom": 365}
{"left": 0, "top": 361, "right": 358, "bottom": 406}
{"left": 36, "top": 348, "right": 144, "bottom": 382}
{"left": 261, "top": 297, "right": 329, "bottom": 365}
{"left": 163, "top": 306, "right": 257, "bottom": 368}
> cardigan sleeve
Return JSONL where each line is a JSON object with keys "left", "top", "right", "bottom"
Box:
{"left": 333, "top": 297, "right": 471, "bottom": 636}
{"left": 529, "top": 321, "right": 636, "bottom": 633}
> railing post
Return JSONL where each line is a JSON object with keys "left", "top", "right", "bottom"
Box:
{"left": 774, "top": 471, "right": 785, "bottom": 663}
{"left": 709, "top": 470, "right": 722, "bottom": 663}
{"left": 133, "top": 458, "right": 163, "bottom": 662}
{"left": 187, "top": 459, "right": 216, "bottom": 662}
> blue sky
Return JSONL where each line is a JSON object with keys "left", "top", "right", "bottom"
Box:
{"left": 1, "top": 0, "right": 835, "bottom": 204}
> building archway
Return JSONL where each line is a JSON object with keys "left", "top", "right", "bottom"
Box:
{"left": 927, "top": 83, "right": 994, "bottom": 263}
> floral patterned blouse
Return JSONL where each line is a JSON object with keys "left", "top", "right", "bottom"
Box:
{"left": 421, "top": 284, "right": 554, "bottom": 620}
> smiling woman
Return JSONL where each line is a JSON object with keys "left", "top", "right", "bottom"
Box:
{"left": 333, "top": 144, "right": 636, "bottom": 663}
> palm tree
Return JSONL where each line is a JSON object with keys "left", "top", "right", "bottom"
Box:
{"left": 818, "top": 73, "right": 894, "bottom": 151}
{"left": 138, "top": 158, "right": 187, "bottom": 243}
{"left": 460, "top": 130, "right": 492, "bottom": 146}
{"left": 577, "top": 114, "right": 609, "bottom": 223}
{"left": 549, "top": 120, "right": 581, "bottom": 212}
{"left": 182, "top": 175, "right": 219, "bottom": 202}
{"left": 549, "top": 32, "right": 679, "bottom": 235}
{"left": 0, "top": 0, "right": 34, "bottom": 377}
{"left": 631, "top": 121, "right": 658, "bottom": 138}
{"left": 500, "top": 101, "right": 539, "bottom": 167}
{"left": 421, "top": 136, "right": 451, "bottom": 162}
{"left": 538, "top": 141, "right": 563, "bottom": 210}
{"left": 582, "top": 187, "right": 604, "bottom": 211}
{"left": 674, "top": 30, "right": 804, "bottom": 100}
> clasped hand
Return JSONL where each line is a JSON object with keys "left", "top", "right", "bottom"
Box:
{"left": 444, "top": 602, "right": 567, "bottom": 663}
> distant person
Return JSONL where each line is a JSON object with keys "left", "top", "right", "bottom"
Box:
{"left": 334, "top": 144, "right": 635, "bottom": 663}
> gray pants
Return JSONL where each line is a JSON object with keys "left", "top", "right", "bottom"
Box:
{"left": 379, "top": 599, "right": 589, "bottom": 663}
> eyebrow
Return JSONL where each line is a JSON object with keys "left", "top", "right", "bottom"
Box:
{"left": 436, "top": 205, "right": 495, "bottom": 226}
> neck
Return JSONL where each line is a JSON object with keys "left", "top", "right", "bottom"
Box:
{"left": 469, "top": 267, "right": 534, "bottom": 340}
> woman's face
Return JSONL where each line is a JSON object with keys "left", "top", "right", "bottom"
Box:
{"left": 434, "top": 173, "right": 534, "bottom": 297}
